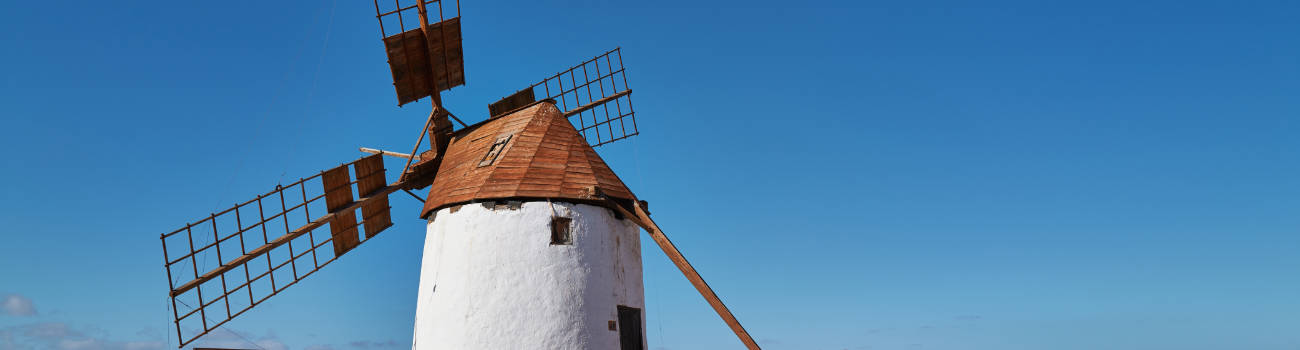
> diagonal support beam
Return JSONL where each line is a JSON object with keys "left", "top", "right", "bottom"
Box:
{"left": 603, "top": 198, "right": 762, "bottom": 350}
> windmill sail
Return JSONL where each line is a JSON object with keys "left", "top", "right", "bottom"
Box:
{"left": 489, "top": 48, "right": 638, "bottom": 147}
{"left": 375, "top": 0, "right": 464, "bottom": 106}
{"left": 160, "top": 155, "right": 397, "bottom": 347}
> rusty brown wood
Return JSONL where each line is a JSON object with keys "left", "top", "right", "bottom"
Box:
{"left": 401, "top": 106, "right": 439, "bottom": 181}
{"left": 414, "top": 0, "right": 441, "bottom": 108}
{"left": 376, "top": 3, "right": 418, "bottom": 18}
{"left": 563, "top": 89, "right": 631, "bottom": 118}
{"left": 447, "top": 110, "right": 468, "bottom": 128}
{"left": 427, "top": 109, "right": 454, "bottom": 163}
{"left": 256, "top": 195, "right": 275, "bottom": 292}
{"left": 381, "top": 20, "right": 464, "bottom": 106}
{"left": 175, "top": 210, "right": 383, "bottom": 348}
{"left": 603, "top": 198, "right": 762, "bottom": 350}
{"left": 496, "top": 48, "right": 637, "bottom": 148}
{"left": 419, "top": 102, "right": 636, "bottom": 217}
{"left": 300, "top": 183, "right": 320, "bottom": 268}
{"left": 489, "top": 88, "right": 537, "bottom": 118}
{"left": 354, "top": 154, "right": 392, "bottom": 238}
{"left": 277, "top": 185, "right": 299, "bottom": 279}
{"left": 323, "top": 165, "right": 360, "bottom": 256}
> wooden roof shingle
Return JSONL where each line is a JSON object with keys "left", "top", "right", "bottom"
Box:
{"left": 420, "top": 101, "right": 635, "bottom": 218}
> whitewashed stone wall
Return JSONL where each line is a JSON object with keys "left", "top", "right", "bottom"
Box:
{"left": 412, "top": 201, "right": 645, "bottom": 349}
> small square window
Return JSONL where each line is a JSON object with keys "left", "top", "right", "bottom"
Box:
{"left": 550, "top": 217, "right": 572, "bottom": 245}
{"left": 478, "top": 134, "right": 513, "bottom": 167}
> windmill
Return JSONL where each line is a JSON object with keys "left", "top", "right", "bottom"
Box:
{"left": 159, "top": 1, "right": 760, "bottom": 349}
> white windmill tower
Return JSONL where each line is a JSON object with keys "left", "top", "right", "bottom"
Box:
{"left": 158, "top": 1, "right": 760, "bottom": 349}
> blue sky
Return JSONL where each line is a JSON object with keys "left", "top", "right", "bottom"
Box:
{"left": 2, "top": 0, "right": 1298, "bottom": 349}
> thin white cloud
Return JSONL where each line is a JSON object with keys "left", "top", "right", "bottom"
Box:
{"left": 0, "top": 294, "right": 36, "bottom": 317}
{"left": 190, "top": 329, "right": 287, "bottom": 350}
{"left": 0, "top": 322, "right": 166, "bottom": 350}
{"left": 347, "top": 339, "right": 402, "bottom": 349}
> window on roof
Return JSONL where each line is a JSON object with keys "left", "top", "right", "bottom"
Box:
{"left": 478, "top": 134, "right": 513, "bottom": 167}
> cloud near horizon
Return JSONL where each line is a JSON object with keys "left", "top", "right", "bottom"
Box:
{"left": 1, "top": 294, "right": 36, "bottom": 317}
{"left": 0, "top": 322, "right": 165, "bottom": 350}
{"left": 0, "top": 295, "right": 401, "bottom": 350}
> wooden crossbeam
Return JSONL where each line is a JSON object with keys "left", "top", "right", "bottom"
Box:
{"left": 563, "top": 89, "right": 631, "bottom": 118}
{"left": 603, "top": 197, "right": 762, "bottom": 350}
{"left": 359, "top": 147, "right": 414, "bottom": 160}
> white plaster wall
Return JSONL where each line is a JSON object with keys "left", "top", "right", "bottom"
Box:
{"left": 412, "top": 201, "right": 645, "bottom": 349}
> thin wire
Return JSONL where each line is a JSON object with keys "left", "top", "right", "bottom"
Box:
{"left": 631, "top": 136, "right": 663, "bottom": 347}
{"left": 632, "top": 133, "right": 645, "bottom": 192}
{"left": 306, "top": 0, "right": 339, "bottom": 103}
{"left": 164, "top": 269, "right": 173, "bottom": 349}
{"left": 281, "top": 0, "right": 338, "bottom": 184}
{"left": 174, "top": 299, "right": 267, "bottom": 350}
{"left": 216, "top": 2, "right": 327, "bottom": 193}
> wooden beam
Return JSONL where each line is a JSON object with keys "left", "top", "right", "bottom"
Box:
{"left": 414, "top": 0, "right": 443, "bottom": 108}
{"left": 170, "top": 182, "right": 405, "bottom": 297}
{"left": 359, "top": 147, "right": 414, "bottom": 160}
{"left": 400, "top": 107, "right": 439, "bottom": 180}
{"left": 563, "top": 89, "right": 631, "bottom": 118}
{"left": 604, "top": 198, "right": 762, "bottom": 350}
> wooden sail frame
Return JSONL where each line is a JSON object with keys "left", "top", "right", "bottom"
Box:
{"left": 161, "top": 155, "right": 397, "bottom": 347}
{"left": 490, "top": 48, "right": 638, "bottom": 147}
{"left": 375, "top": 0, "right": 464, "bottom": 106}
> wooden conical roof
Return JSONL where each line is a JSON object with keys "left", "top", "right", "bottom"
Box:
{"left": 420, "top": 101, "right": 635, "bottom": 218}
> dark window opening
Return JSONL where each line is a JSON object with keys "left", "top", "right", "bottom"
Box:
{"left": 478, "top": 134, "right": 513, "bottom": 167}
{"left": 550, "top": 217, "right": 572, "bottom": 245}
{"left": 617, "top": 305, "right": 643, "bottom": 350}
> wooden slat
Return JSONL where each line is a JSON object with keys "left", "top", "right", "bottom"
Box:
{"left": 420, "top": 101, "right": 636, "bottom": 217}
{"left": 353, "top": 154, "right": 392, "bottom": 238}
{"left": 382, "top": 17, "right": 465, "bottom": 106}
{"left": 323, "top": 165, "right": 359, "bottom": 255}
{"left": 488, "top": 88, "right": 537, "bottom": 118}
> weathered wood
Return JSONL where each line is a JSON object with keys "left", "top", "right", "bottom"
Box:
{"left": 414, "top": 0, "right": 439, "bottom": 107}
{"left": 419, "top": 101, "right": 636, "bottom": 217}
{"left": 605, "top": 198, "right": 762, "bottom": 350}
{"left": 382, "top": 18, "right": 465, "bottom": 106}
{"left": 562, "top": 89, "right": 631, "bottom": 118}
{"left": 401, "top": 107, "right": 439, "bottom": 181}
{"left": 353, "top": 155, "right": 392, "bottom": 238}
{"left": 323, "top": 165, "right": 360, "bottom": 255}
{"left": 489, "top": 89, "right": 536, "bottom": 118}
{"left": 359, "top": 147, "right": 414, "bottom": 159}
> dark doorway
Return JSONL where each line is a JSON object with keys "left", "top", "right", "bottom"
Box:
{"left": 617, "top": 305, "right": 644, "bottom": 350}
